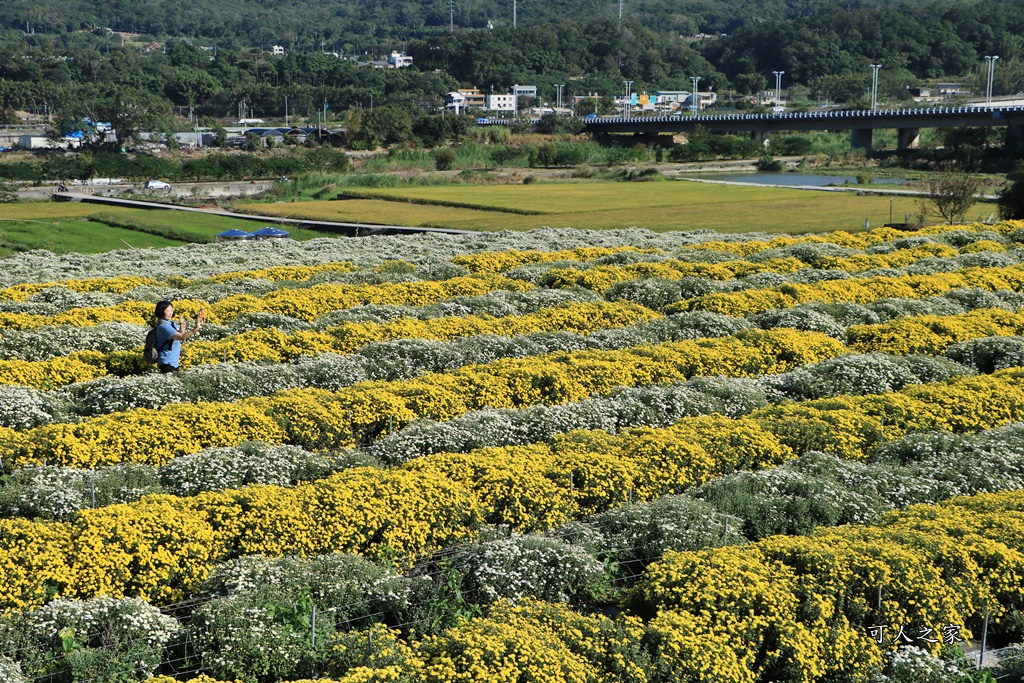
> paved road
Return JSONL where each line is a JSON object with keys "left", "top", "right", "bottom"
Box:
{"left": 49, "top": 192, "right": 474, "bottom": 237}
{"left": 18, "top": 180, "right": 275, "bottom": 201}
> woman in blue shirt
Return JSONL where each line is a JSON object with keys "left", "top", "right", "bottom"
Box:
{"left": 153, "top": 300, "right": 205, "bottom": 373}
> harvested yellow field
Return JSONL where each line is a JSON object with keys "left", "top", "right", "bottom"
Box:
{"left": 242, "top": 180, "right": 928, "bottom": 233}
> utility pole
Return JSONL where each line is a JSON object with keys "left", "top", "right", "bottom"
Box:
{"left": 450, "top": 0, "right": 455, "bottom": 32}
{"left": 869, "top": 63, "right": 882, "bottom": 111}
{"left": 772, "top": 70, "right": 784, "bottom": 112}
{"left": 984, "top": 55, "right": 999, "bottom": 106}
{"left": 623, "top": 80, "right": 633, "bottom": 118}
{"left": 619, "top": 0, "right": 624, "bottom": 21}
{"left": 513, "top": 0, "right": 517, "bottom": 29}
{"left": 690, "top": 76, "right": 701, "bottom": 114}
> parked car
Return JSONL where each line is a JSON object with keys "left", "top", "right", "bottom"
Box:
{"left": 144, "top": 180, "right": 171, "bottom": 190}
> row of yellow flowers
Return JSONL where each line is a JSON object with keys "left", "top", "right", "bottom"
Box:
{"left": 135, "top": 493, "right": 1024, "bottom": 683}
{"left": 847, "top": 306, "right": 1024, "bottom": 355}
{"left": 0, "top": 300, "right": 659, "bottom": 388}
{"left": 0, "top": 328, "right": 848, "bottom": 468}
{"left": 0, "top": 276, "right": 159, "bottom": 302}
{"left": 179, "top": 300, "right": 658, "bottom": 367}
{"left": 146, "top": 599, "right": 649, "bottom": 683}
{"left": 0, "top": 274, "right": 530, "bottom": 331}
{"left": 0, "top": 263, "right": 361, "bottom": 302}
{"left": 8, "top": 297, "right": 1024, "bottom": 461}
{"left": 672, "top": 262, "right": 1024, "bottom": 316}
{"left": 1, "top": 220, "right": 1005, "bottom": 307}
{"left": 3, "top": 293, "right": 1019, "bottom": 404}
{"left": 537, "top": 243, "right": 963, "bottom": 294}
{"left": 451, "top": 221, "right": 1021, "bottom": 273}
{"left": 1, "top": 368, "right": 1020, "bottom": 612}
{"left": 624, "top": 490, "right": 1024, "bottom": 682}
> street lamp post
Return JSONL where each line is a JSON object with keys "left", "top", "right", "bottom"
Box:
{"left": 869, "top": 63, "right": 882, "bottom": 111}
{"left": 984, "top": 55, "right": 1000, "bottom": 106}
{"left": 555, "top": 84, "right": 564, "bottom": 111}
{"left": 772, "top": 71, "right": 784, "bottom": 112}
{"left": 690, "top": 76, "right": 701, "bottom": 115}
{"left": 623, "top": 80, "right": 633, "bottom": 118}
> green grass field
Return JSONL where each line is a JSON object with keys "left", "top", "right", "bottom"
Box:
{"left": 0, "top": 218, "right": 185, "bottom": 257}
{"left": 0, "top": 202, "right": 326, "bottom": 257}
{"left": 242, "top": 180, "right": 944, "bottom": 234}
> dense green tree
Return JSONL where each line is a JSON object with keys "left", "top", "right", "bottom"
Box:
{"left": 999, "top": 162, "right": 1024, "bottom": 220}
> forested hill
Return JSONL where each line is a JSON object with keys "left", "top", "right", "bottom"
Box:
{"left": 0, "top": 0, "right": 1023, "bottom": 125}
{"left": 0, "top": 0, "right": 992, "bottom": 48}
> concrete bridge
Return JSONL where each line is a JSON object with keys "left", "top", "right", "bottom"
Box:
{"left": 580, "top": 105, "right": 1024, "bottom": 151}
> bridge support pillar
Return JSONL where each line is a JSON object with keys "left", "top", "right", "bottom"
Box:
{"left": 1008, "top": 126, "right": 1024, "bottom": 153}
{"left": 635, "top": 132, "right": 676, "bottom": 147}
{"left": 897, "top": 128, "right": 920, "bottom": 150}
{"left": 750, "top": 129, "right": 769, "bottom": 147}
{"left": 851, "top": 128, "right": 873, "bottom": 152}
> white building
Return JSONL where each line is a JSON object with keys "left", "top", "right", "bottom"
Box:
{"left": 272, "top": 45, "right": 285, "bottom": 56}
{"left": 511, "top": 84, "right": 537, "bottom": 99}
{"left": 19, "top": 135, "right": 81, "bottom": 150}
{"left": 487, "top": 94, "right": 515, "bottom": 111}
{"left": 390, "top": 51, "right": 413, "bottom": 68}
{"left": 445, "top": 91, "right": 467, "bottom": 114}
{"left": 654, "top": 91, "right": 691, "bottom": 105}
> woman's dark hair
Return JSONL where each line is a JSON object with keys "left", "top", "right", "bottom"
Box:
{"left": 154, "top": 300, "right": 173, "bottom": 324}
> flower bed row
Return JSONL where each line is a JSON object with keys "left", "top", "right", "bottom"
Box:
{"left": 8, "top": 296, "right": 1024, "bottom": 464}
{"left": 0, "top": 328, "right": 848, "bottom": 468}
{"left": 527, "top": 244, "right": 969, "bottom": 294}
{"left": 84, "top": 488, "right": 1024, "bottom": 683}
{"left": 674, "top": 262, "right": 1024, "bottom": 316}
{"left": 1, "top": 368, "right": 1021, "bottom": 612}
{"left": 0, "top": 274, "right": 529, "bottom": 331}
{"left": 0, "top": 299, "right": 655, "bottom": 388}
{"left": 451, "top": 222, "right": 1019, "bottom": 274}
{"left": 10, "top": 417, "right": 1024, "bottom": 683}
{"left": 0, "top": 350, "right": 974, "bottom": 521}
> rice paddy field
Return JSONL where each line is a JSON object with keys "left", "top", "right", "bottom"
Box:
{"left": 3, "top": 218, "right": 1024, "bottom": 682}
{"left": 243, "top": 180, "right": 932, "bottom": 233}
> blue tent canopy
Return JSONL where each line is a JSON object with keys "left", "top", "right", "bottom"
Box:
{"left": 215, "top": 229, "right": 255, "bottom": 242}
{"left": 253, "top": 226, "right": 290, "bottom": 238}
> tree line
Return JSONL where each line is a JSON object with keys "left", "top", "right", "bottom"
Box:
{"left": 0, "top": 0, "right": 1020, "bottom": 130}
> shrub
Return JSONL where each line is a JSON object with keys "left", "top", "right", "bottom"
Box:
{"left": 762, "top": 353, "right": 970, "bottom": 401}
{"left": 945, "top": 336, "right": 1024, "bottom": 374}
{"left": 158, "top": 441, "right": 373, "bottom": 497}
{"left": 62, "top": 372, "right": 186, "bottom": 416}
{"left": 0, "top": 386, "right": 70, "bottom": 430}
{"left": 191, "top": 553, "right": 412, "bottom": 680}
{"left": 605, "top": 277, "right": 681, "bottom": 310}
{"left": 690, "top": 457, "right": 885, "bottom": 539}
{"left": 755, "top": 154, "right": 783, "bottom": 172}
{"left": 451, "top": 535, "right": 605, "bottom": 605}
{"left": 434, "top": 148, "right": 458, "bottom": 171}
{"left": 571, "top": 495, "right": 743, "bottom": 574}
{"left": 0, "top": 597, "right": 182, "bottom": 683}
{"left": 0, "top": 464, "right": 161, "bottom": 521}
{"left": 751, "top": 307, "right": 846, "bottom": 338}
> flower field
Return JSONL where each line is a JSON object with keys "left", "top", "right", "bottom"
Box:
{"left": 4, "top": 222, "right": 1024, "bottom": 682}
